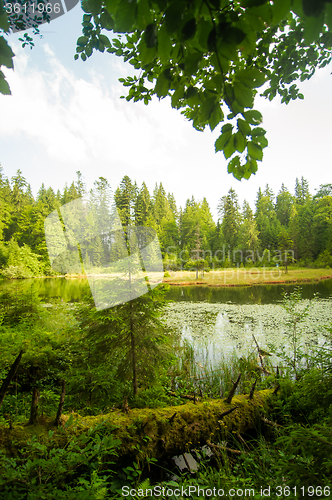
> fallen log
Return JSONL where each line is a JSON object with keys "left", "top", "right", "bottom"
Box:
{"left": 0, "top": 389, "right": 274, "bottom": 466}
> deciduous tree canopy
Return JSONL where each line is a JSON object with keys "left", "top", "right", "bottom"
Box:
{"left": 71, "top": 0, "right": 332, "bottom": 179}
{"left": 1, "top": 1, "right": 331, "bottom": 179}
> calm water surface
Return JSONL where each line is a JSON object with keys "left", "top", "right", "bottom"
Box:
{"left": 1, "top": 277, "right": 331, "bottom": 365}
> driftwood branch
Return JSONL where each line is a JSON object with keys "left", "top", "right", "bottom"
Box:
{"left": 0, "top": 351, "right": 23, "bottom": 410}
{"left": 261, "top": 416, "right": 283, "bottom": 428}
{"left": 225, "top": 373, "right": 241, "bottom": 404}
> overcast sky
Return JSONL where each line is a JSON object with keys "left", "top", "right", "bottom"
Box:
{"left": 1, "top": 5, "right": 331, "bottom": 220}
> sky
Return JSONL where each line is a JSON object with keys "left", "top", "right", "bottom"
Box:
{"left": 0, "top": 5, "right": 331, "bottom": 221}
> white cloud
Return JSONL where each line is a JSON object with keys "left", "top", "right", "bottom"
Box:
{"left": 1, "top": 37, "right": 331, "bottom": 219}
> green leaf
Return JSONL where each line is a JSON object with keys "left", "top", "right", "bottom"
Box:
{"left": 199, "top": 96, "right": 216, "bottom": 122}
{"left": 182, "top": 18, "right": 196, "bottom": 40}
{"left": 253, "top": 135, "right": 268, "bottom": 148}
{"left": 105, "top": 0, "right": 121, "bottom": 14}
{"left": 0, "top": 6, "right": 9, "bottom": 31}
{"left": 302, "top": 11, "right": 325, "bottom": 44}
{"left": 155, "top": 70, "right": 171, "bottom": 98}
{"left": 165, "top": 2, "right": 185, "bottom": 34}
{"left": 247, "top": 141, "right": 263, "bottom": 160}
{"left": 227, "top": 155, "right": 241, "bottom": 174}
{"left": 157, "top": 24, "right": 173, "bottom": 64}
{"left": 250, "top": 127, "right": 266, "bottom": 137}
{"left": 235, "top": 68, "right": 266, "bottom": 89}
{"left": 184, "top": 52, "right": 203, "bottom": 77}
{"left": 234, "top": 131, "right": 246, "bottom": 153}
{"left": 234, "top": 81, "right": 254, "bottom": 108}
{"left": 222, "top": 123, "right": 233, "bottom": 133}
{"left": 0, "top": 37, "right": 14, "bottom": 69}
{"left": 271, "top": 0, "right": 291, "bottom": 25}
{"left": 99, "top": 35, "right": 110, "bottom": 47}
{"left": 302, "top": 0, "right": 325, "bottom": 17}
{"left": 171, "top": 84, "right": 185, "bottom": 108}
{"left": 196, "top": 19, "right": 213, "bottom": 51}
{"left": 222, "top": 26, "right": 246, "bottom": 45}
{"left": 100, "top": 12, "right": 114, "bottom": 29}
{"left": 325, "top": 4, "right": 332, "bottom": 32}
{"left": 242, "top": 110, "right": 262, "bottom": 125}
{"left": 0, "top": 75, "right": 11, "bottom": 95}
{"left": 137, "top": 0, "right": 153, "bottom": 30}
{"left": 85, "top": 0, "right": 102, "bottom": 15}
{"left": 137, "top": 37, "right": 157, "bottom": 65}
{"left": 223, "top": 135, "right": 236, "bottom": 159}
{"left": 237, "top": 118, "right": 251, "bottom": 136}
{"left": 209, "top": 103, "right": 224, "bottom": 131}
{"left": 114, "top": 0, "right": 137, "bottom": 33}
{"left": 145, "top": 23, "right": 158, "bottom": 48}
{"left": 215, "top": 129, "right": 232, "bottom": 152}
{"left": 77, "top": 36, "right": 89, "bottom": 47}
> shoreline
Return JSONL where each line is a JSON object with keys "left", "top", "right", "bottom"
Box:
{"left": 2, "top": 271, "right": 332, "bottom": 289}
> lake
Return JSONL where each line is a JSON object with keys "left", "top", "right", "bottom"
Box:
{"left": 1, "top": 277, "right": 332, "bottom": 366}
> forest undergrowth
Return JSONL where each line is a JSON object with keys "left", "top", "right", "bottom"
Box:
{"left": 0, "top": 285, "right": 331, "bottom": 499}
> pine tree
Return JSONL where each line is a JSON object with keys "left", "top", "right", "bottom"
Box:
{"left": 218, "top": 188, "right": 241, "bottom": 256}
{"left": 276, "top": 184, "right": 294, "bottom": 227}
{"left": 78, "top": 286, "right": 169, "bottom": 397}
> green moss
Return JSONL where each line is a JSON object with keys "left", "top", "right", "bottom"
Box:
{"left": 0, "top": 390, "right": 273, "bottom": 463}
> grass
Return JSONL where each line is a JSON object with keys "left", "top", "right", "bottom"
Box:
{"left": 163, "top": 268, "right": 332, "bottom": 287}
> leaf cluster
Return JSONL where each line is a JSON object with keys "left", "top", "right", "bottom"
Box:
{"left": 75, "top": 0, "right": 332, "bottom": 179}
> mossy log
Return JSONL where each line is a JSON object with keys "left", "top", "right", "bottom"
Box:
{"left": 0, "top": 390, "right": 273, "bottom": 464}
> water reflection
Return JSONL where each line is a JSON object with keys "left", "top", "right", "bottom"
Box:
{"left": 164, "top": 298, "right": 332, "bottom": 367}
{"left": 165, "top": 279, "right": 332, "bottom": 303}
{"left": 1, "top": 277, "right": 332, "bottom": 304}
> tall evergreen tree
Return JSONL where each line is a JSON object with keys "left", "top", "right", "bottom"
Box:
{"left": 115, "top": 176, "right": 136, "bottom": 229}
{"left": 239, "top": 200, "right": 259, "bottom": 262}
{"left": 255, "top": 184, "right": 281, "bottom": 250}
{"left": 275, "top": 184, "right": 294, "bottom": 227}
{"left": 295, "top": 177, "right": 310, "bottom": 205}
{"left": 218, "top": 188, "right": 241, "bottom": 256}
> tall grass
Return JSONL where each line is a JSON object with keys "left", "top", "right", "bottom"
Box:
{"left": 168, "top": 340, "right": 274, "bottom": 399}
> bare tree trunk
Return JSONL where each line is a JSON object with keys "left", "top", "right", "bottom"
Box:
{"left": 0, "top": 351, "right": 23, "bottom": 410}
{"left": 28, "top": 387, "right": 40, "bottom": 425}
{"left": 54, "top": 380, "right": 66, "bottom": 427}
{"left": 225, "top": 373, "right": 241, "bottom": 404}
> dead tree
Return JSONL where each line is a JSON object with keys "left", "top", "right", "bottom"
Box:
{"left": 225, "top": 373, "right": 241, "bottom": 404}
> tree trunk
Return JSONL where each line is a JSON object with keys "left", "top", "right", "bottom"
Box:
{"left": 63, "top": 390, "right": 274, "bottom": 465}
{"left": 0, "top": 351, "right": 23, "bottom": 410}
{"left": 130, "top": 307, "right": 137, "bottom": 396}
{"left": 54, "top": 380, "right": 66, "bottom": 427}
{"left": 28, "top": 387, "right": 40, "bottom": 425}
{"left": 1, "top": 390, "right": 275, "bottom": 466}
